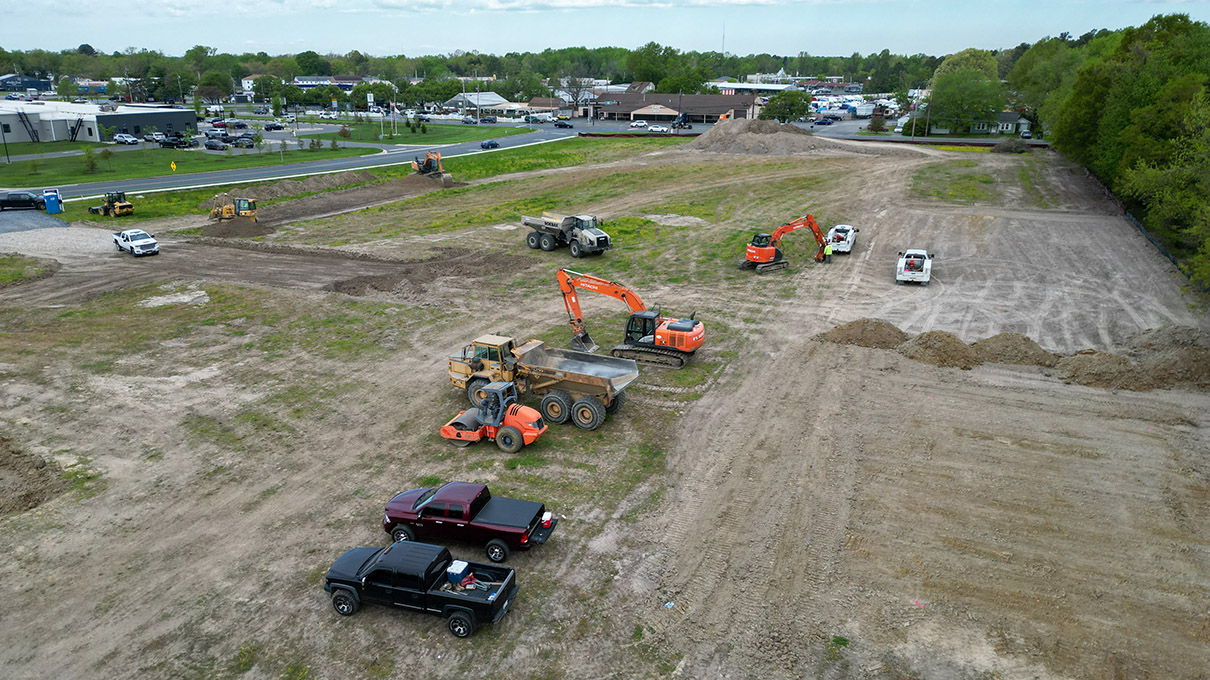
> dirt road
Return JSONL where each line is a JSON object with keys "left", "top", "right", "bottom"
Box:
{"left": 0, "top": 137, "right": 1207, "bottom": 680}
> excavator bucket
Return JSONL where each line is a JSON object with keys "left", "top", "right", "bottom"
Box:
{"left": 571, "top": 330, "right": 599, "bottom": 353}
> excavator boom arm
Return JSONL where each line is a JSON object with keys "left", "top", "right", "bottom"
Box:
{"left": 770, "top": 213, "right": 827, "bottom": 250}
{"left": 556, "top": 268, "right": 648, "bottom": 352}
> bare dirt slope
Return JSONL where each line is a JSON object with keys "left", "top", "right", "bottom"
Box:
{"left": 0, "top": 138, "right": 1207, "bottom": 680}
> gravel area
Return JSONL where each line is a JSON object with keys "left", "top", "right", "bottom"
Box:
{"left": 0, "top": 226, "right": 113, "bottom": 258}
{"left": 0, "top": 210, "right": 71, "bottom": 234}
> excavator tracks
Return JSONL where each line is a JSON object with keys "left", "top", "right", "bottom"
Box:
{"left": 610, "top": 344, "right": 690, "bottom": 368}
{"left": 755, "top": 260, "right": 789, "bottom": 274}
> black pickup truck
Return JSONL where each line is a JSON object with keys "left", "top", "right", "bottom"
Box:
{"left": 324, "top": 540, "right": 517, "bottom": 637}
{"left": 159, "top": 135, "right": 199, "bottom": 148}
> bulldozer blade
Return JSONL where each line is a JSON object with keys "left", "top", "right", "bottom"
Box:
{"left": 571, "top": 331, "right": 599, "bottom": 353}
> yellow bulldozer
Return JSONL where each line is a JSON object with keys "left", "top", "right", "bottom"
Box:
{"left": 88, "top": 191, "right": 134, "bottom": 217}
{"left": 208, "top": 194, "right": 257, "bottom": 222}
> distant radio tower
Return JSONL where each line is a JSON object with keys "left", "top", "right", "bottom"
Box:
{"left": 721, "top": 24, "right": 725, "bottom": 55}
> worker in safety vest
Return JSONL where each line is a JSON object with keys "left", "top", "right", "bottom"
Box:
{"left": 824, "top": 243, "right": 833, "bottom": 263}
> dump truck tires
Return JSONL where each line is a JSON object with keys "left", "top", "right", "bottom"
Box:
{"left": 540, "top": 234, "right": 556, "bottom": 251}
{"left": 571, "top": 397, "right": 606, "bottom": 430}
{"left": 569, "top": 241, "right": 582, "bottom": 258}
{"left": 526, "top": 232, "right": 540, "bottom": 249}
{"left": 604, "top": 390, "right": 627, "bottom": 414}
{"left": 540, "top": 390, "right": 573, "bottom": 424}
{"left": 466, "top": 378, "right": 489, "bottom": 407}
{"left": 495, "top": 426, "right": 523, "bottom": 454}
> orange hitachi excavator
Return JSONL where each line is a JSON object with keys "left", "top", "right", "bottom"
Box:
{"left": 556, "top": 268, "right": 705, "bottom": 368}
{"left": 739, "top": 213, "right": 827, "bottom": 273}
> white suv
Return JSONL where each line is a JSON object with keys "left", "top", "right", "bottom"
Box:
{"left": 629, "top": 120, "right": 647, "bottom": 128}
{"left": 113, "top": 133, "right": 139, "bottom": 145}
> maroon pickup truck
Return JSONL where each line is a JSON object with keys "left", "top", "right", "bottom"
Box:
{"left": 383, "top": 482, "right": 558, "bottom": 563}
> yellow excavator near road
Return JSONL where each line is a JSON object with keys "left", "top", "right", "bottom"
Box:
{"left": 208, "top": 195, "right": 257, "bottom": 222}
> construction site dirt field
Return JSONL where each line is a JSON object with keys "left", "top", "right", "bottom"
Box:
{"left": 0, "top": 125, "right": 1207, "bottom": 679}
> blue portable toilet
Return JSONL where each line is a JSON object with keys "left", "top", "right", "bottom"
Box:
{"left": 43, "top": 188, "right": 62, "bottom": 214}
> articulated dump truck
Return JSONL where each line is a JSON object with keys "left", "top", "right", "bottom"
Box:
{"left": 449, "top": 334, "right": 638, "bottom": 431}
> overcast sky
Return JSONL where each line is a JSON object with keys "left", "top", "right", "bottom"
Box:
{"left": 12, "top": 0, "right": 1210, "bottom": 61}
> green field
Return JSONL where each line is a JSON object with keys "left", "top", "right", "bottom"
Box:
{"left": 3, "top": 144, "right": 371, "bottom": 187}
{"left": 298, "top": 121, "right": 533, "bottom": 145}
{"left": 2, "top": 139, "right": 107, "bottom": 157}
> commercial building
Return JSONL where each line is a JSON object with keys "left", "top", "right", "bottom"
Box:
{"left": 591, "top": 93, "right": 759, "bottom": 124}
{"left": 0, "top": 100, "right": 196, "bottom": 143}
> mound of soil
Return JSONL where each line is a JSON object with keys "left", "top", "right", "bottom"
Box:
{"left": 1126, "top": 326, "right": 1210, "bottom": 356}
{"left": 1140, "top": 347, "right": 1210, "bottom": 389}
{"left": 202, "top": 216, "right": 275, "bottom": 238}
{"left": 898, "top": 331, "right": 980, "bottom": 370}
{"left": 687, "top": 119, "right": 833, "bottom": 155}
{"left": 196, "top": 171, "right": 376, "bottom": 208}
{"left": 0, "top": 436, "right": 65, "bottom": 517}
{"left": 1056, "top": 351, "right": 1148, "bottom": 390}
{"left": 818, "top": 318, "right": 909, "bottom": 349}
{"left": 970, "top": 332, "right": 1059, "bottom": 367}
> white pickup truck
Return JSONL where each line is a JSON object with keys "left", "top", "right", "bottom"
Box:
{"left": 896, "top": 249, "right": 933, "bottom": 285}
{"left": 827, "top": 224, "right": 859, "bottom": 253}
{"left": 113, "top": 229, "right": 160, "bottom": 257}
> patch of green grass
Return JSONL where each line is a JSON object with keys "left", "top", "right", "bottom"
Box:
{"left": 825, "top": 635, "right": 850, "bottom": 662}
{"left": 0, "top": 254, "right": 50, "bottom": 285}
{"left": 229, "top": 643, "right": 260, "bottom": 673}
{"left": 7, "top": 145, "right": 369, "bottom": 188}
{"left": 301, "top": 121, "right": 532, "bottom": 144}
{"left": 503, "top": 453, "right": 549, "bottom": 469}
{"left": 418, "top": 475, "right": 443, "bottom": 487}
{"left": 912, "top": 159, "right": 998, "bottom": 204}
{"left": 281, "top": 661, "right": 310, "bottom": 680}
{"left": 182, "top": 413, "right": 243, "bottom": 449}
{"left": 4, "top": 139, "right": 106, "bottom": 156}
{"left": 361, "top": 656, "right": 394, "bottom": 680}
{"left": 61, "top": 457, "right": 106, "bottom": 498}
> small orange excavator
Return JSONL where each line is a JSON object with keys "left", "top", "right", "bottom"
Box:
{"left": 556, "top": 268, "right": 705, "bottom": 368}
{"left": 412, "top": 151, "right": 453, "bottom": 185}
{"left": 739, "top": 213, "right": 827, "bottom": 273}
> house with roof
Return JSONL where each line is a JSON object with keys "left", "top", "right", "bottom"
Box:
{"left": 592, "top": 93, "right": 759, "bottom": 124}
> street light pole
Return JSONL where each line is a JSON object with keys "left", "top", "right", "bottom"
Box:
{"left": 1, "top": 119, "right": 10, "bottom": 164}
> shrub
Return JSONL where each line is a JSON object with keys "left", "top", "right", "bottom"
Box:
{"left": 992, "top": 138, "right": 1029, "bottom": 154}
{"left": 337, "top": 125, "right": 352, "bottom": 139}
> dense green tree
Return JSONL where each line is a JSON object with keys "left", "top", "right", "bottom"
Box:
{"left": 928, "top": 68, "right": 1005, "bottom": 132}
{"left": 758, "top": 91, "right": 810, "bottom": 122}
{"left": 296, "top": 50, "right": 332, "bottom": 76}
{"left": 932, "top": 48, "right": 998, "bottom": 83}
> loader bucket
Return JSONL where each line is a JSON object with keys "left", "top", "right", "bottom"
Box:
{"left": 571, "top": 330, "right": 599, "bottom": 353}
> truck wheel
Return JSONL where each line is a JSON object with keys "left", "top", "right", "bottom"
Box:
{"left": 604, "top": 390, "right": 627, "bottom": 415}
{"left": 332, "top": 590, "right": 359, "bottom": 616}
{"left": 466, "top": 378, "right": 489, "bottom": 407}
{"left": 495, "top": 426, "right": 523, "bottom": 454}
{"left": 486, "top": 539, "right": 510, "bottom": 563}
{"left": 448, "top": 612, "right": 475, "bottom": 637}
{"left": 525, "top": 232, "right": 540, "bottom": 249}
{"left": 539, "top": 234, "right": 556, "bottom": 251}
{"left": 539, "top": 390, "right": 572, "bottom": 424}
{"left": 569, "top": 241, "right": 582, "bottom": 258}
{"left": 571, "top": 397, "right": 606, "bottom": 431}
{"left": 391, "top": 525, "right": 415, "bottom": 542}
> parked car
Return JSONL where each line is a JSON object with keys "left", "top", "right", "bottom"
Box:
{"left": 462, "top": 116, "right": 478, "bottom": 125}
{"left": 480, "top": 140, "right": 500, "bottom": 149}
{"left": 160, "top": 136, "right": 199, "bottom": 148}
{"left": 232, "top": 137, "right": 254, "bottom": 148}
{"left": 479, "top": 116, "right": 497, "bottom": 124}
{"left": 554, "top": 120, "right": 573, "bottom": 129}
{"left": 211, "top": 121, "right": 227, "bottom": 128}
{"left": 629, "top": 120, "right": 648, "bottom": 128}
{"left": 826, "top": 224, "right": 860, "bottom": 254}
{"left": 207, "top": 117, "right": 224, "bottom": 124}
{"left": 283, "top": 115, "right": 296, "bottom": 123}
{"left": 814, "top": 118, "right": 833, "bottom": 126}
{"left": 896, "top": 249, "right": 934, "bottom": 285}
{"left": 1020, "top": 130, "right": 1032, "bottom": 139}
{"left": 229, "top": 121, "right": 248, "bottom": 129}
{"left": 556, "top": 114, "right": 570, "bottom": 120}
{"left": 264, "top": 122, "right": 284, "bottom": 131}
{"left": 416, "top": 114, "right": 430, "bottom": 122}
{"left": 384, "top": 481, "right": 558, "bottom": 562}
{"left": 142, "top": 132, "right": 165, "bottom": 142}
{"left": 647, "top": 125, "right": 669, "bottom": 133}
{"left": 0, "top": 191, "right": 46, "bottom": 211}
{"left": 113, "top": 133, "right": 139, "bottom": 145}
{"left": 253, "top": 107, "right": 269, "bottom": 115}
{"left": 323, "top": 540, "right": 518, "bottom": 637}
{"left": 204, "top": 138, "right": 227, "bottom": 150}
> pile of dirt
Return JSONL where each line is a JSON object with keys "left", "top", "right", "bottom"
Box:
{"left": 971, "top": 332, "right": 1059, "bottom": 367}
{"left": 196, "top": 171, "right": 375, "bottom": 208}
{"left": 1126, "top": 326, "right": 1210, "bottom": 356}
{"left": 818, "top": 318, "right": 909, "bottom": 349}
{"left": 1056, "top": 351, "right": 1147, "bottom": 390}
{"left": 256, "top": 173, "right": 456, "bottom": 226}
{"left": 0, "top": 436, "right": 65, "bottom": 517}
{"left": 897, "top": 330, "right": 981, "bottom": 370}
{"left": 687, "top": 119, "right": 834, "bottom": 155}
{"left": 202, "top": 216, "right": 275, "bottom": 238}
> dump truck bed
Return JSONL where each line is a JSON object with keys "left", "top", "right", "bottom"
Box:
{"left": 513, "top": 340, "right": 638, "bottom": 393}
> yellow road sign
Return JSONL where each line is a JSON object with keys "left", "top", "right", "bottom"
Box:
{"left": 170, "top": 161, "right": 177, "bottom": 172}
